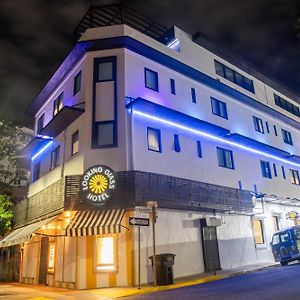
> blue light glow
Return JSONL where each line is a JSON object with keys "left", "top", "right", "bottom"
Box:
{"left": 133, "top": 109, "right": 300, "bottom": 168}
{"left": 31, "top": 140, "right": 53, "bottom": 161}
{"left": 167, "top": 38, "right": 179, "bottom": 49}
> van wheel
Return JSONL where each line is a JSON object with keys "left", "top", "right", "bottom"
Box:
{"left": 280, "top": 261, "right": 288, "bottom": 266}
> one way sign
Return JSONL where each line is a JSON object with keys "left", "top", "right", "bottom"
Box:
{"left": 129, "top": 217, "right": 150, "bottom": 226}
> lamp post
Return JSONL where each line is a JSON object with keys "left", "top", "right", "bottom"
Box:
{"left": 147, "top": 201, "right": 157, "bottom": 286}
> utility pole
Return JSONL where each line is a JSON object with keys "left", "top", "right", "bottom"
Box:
{"left": 147, "top": 201, "right": 157, "bottom": 286}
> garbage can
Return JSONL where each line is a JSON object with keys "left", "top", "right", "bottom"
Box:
{"left": 149, "top": 253, "right": 176, "bottom": 285}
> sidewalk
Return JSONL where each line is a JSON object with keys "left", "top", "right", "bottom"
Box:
{"left": 2, "top": 261, "right": 278, "bottom": 300}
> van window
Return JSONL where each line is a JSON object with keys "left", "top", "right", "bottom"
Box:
{"left": 294, "top": 229, "right": 300, "bottom": 240}
{"left": 272, "top": 234, "right": 280, "bottom": 245}
{"left": 280, "top": 232, "right": 289, "bottom": 243}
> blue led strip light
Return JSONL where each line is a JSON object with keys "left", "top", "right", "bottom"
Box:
{"left": 133, "top": 109, "right": 300, "bottom": 168}
{"left": 31, "top": 140, "right": 53, "bottom": 161}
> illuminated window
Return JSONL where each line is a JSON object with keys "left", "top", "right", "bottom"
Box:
{"left": 71, "top": 130, "right": 79, "bottom": 156}
{"left": 53, "top": 92, "right": 63, "bottom": 116}
{"left": 253, "top": 219, "right": 264, "bottom": 244}
{"left": 48, "top": 242, "right": 55, "bottom": 273}
{"left": 290, "top": 169, "right": 300, "bottom": 185}
{"left": 96, "top": 236, "right": 116, "bottom": 271}
{"left": 147, "top": 127, "right": 161, "bottom": 152}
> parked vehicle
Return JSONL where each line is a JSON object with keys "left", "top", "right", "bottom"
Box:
{"left": 271, "top": 225, "right": 300, "bottom": 265}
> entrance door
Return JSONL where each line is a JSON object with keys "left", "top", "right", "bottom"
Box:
{"left": 39, "top": 237, "right": 49, "bottom": 284}
{"left": 201, "top": 222, "right": 221, "bottom": 272}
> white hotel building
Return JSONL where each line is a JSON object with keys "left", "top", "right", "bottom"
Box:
{"left": 1, "top": 4, "right": 300, "bottom": 289}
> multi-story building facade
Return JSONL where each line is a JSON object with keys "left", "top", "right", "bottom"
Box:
{"left": 1, "top": 4, "right": 300, "bottom": 289}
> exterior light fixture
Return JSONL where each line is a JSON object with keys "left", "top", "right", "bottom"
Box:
{"left": 31, "top": 140, "right": 53, "bottom": 161}
{"left": 132, "top": 109, "right": 300, "bottom": 168}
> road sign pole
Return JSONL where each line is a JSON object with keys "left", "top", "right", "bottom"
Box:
{"left": 138, "top": 225, "right": 141, "bottom": 289}
{"left": 152, "top": 206, "right": 157, "bottom": 286}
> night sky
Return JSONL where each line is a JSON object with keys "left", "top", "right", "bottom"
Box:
{"left": 0, "top": 0, "right": 299, "bottom": 127}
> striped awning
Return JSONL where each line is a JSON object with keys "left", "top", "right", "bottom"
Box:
{"left": 0, "top": 216, "right": 57, "bottom": 248}
{"left": 66, "top": 209, "right": 126, "bottom": 237}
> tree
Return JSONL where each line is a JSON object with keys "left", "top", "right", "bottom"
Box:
{"left": 0, "top": 195, "right": 13, "bottom": 236}
{"left": 0, "top": 118, "right": 28, "bottom": 235}
{"left": 0, "top": 118, "right": 27, "bottom": 194}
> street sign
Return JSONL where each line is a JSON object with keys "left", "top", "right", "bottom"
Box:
{"left": 129, "top": 217, "right": 150, "bottom": 226}
{"left": 135, "top": 206, "right": 152, "bottom": 214}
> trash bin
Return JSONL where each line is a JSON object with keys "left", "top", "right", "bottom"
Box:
{"left": 149, "top": 253, "right": 176, "bottom": 285}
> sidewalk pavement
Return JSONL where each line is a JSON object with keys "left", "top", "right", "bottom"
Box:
{"left": 1, "top": 261, "right": 278, "bottom": 300}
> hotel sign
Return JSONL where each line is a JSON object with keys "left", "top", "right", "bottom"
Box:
{"left": 81, "top": 165, "right": 116, "bottom": 205}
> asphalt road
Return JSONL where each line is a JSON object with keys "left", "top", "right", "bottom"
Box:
{"left": 125, "top": 264, "right": 300, "bottom": 300}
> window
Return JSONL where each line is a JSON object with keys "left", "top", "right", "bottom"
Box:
{"left": 191, "top": 88, "right": 196, "bottom": 103}
{"left": 272, "top": 215, "right": 279, "bottom": 232}
{"left": 145, "top": 68, "right": 158, "bottom": 91}
{"left": 71, "top": 131, "right": 79, "bottom": 156}
{"left": 170, "top": 78, "right": 175, "bottom": 95}
{"left": 97, "top": 61, "right": 113, "bottom": 81}
{"left": 174, "top": 134, "right": 181, "bottom": 152}
{"left": 273, "top": 163, "right": 277, "bottom": 177}
{"left": 197, "top": 141, "right": 202, "bottom": 158}
{"left": 48, "top": 242, "right": 55, "bottom": 273}
{"left": 94, "top": 121, "right": 115, "bottom": 147}
{"left": 50, "top": 146, "right": 60, "bottom": 170}
{"left": 37, "top": 113, "right": 45, "bottom": 134}
{"left": 238, "top": 180, "right": 242, "bottom": 190}
{"left": 282, "top": 129, "right": 293, "bottom": 145}
{"left": 216, "top": 147, "right": 234, "bottom": 169}
{"left": 274, "top": 125, "right": 278, "bottom": 136}
{"left": 53, "top": 92, "right": 63, "bottom": 116}
{"left": 265, "top": 122, "right": 270, "bottom": 133}
{"left": 274, "top": 94, "right": 300, "bottom": 118}
{"left": 32, "top": 162, "right": 41, "bottom": 182}
{"left": 73, "top": 71, "right": 81, "bottom": 95}
{"left": 147, "top": 127, "right": 161, "bottom": 152}
{"left": 260, "top": 160, "right": 272, "bottom": 179}
{"left": 96, "top": 236, "right": 116, "bottom": 271}
{"left": 290, "top": 169, "right": 300, "bottom": 185}
{"left": 272, "top": 234, "right": 280, "bottom": 245}
{"left": 253, "top": 116, "right": 264, "bottom": 133}
{"left": 211, "top": 97, "right": 228, "bottom": 119}
{"left": 282, "top": 166, "right": 286, "bottom": 179}
{"left": 253, "top": 219, "right": 264, "bottom": 244}
{"left": 214, "top": 60, "right": 254, "bottom": 93}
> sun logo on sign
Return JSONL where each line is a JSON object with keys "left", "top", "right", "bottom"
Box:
{"left": 88, "top": 174, "right": 108, "bottom": 194}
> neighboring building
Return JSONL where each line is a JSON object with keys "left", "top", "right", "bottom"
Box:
{"left": 1, "top": 4, "right": 300, "bottom": 288}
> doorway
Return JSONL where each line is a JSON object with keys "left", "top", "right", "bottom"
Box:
{"left": 200, "top": 219, "right": 221, "bottom": 273}
{"left": 39, "top": 236, "right": 49, "bottom": 284}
